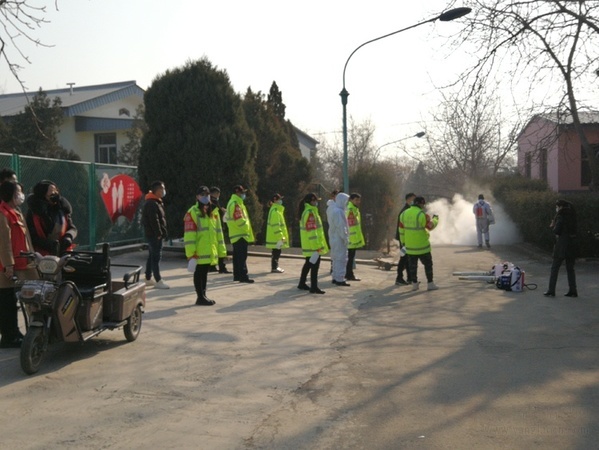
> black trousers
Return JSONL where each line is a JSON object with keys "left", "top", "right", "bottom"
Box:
{"left": 299, "top": 256, "right": 320, "bottom": 288}
{"left": 408, "top": 252, "right": 433, "bottom": 283}
{"left": 193, "top": 264, "right": 210, "bottom": 300}
{"left": 0, "top": 287, "right": 19, "bottom": 342}
{"left": 346, "top": 249, "right": 356, "bottom": 278}
{"left": 548, "top": 256, "right": 576, "bottom": 293}
{"left": 232, "top": 238, "right": 249, "bottom": 280}
{"left": 271, "top": 248, "right": 282, "bottom": 270}
{"left": 396, "top": 254, "right": 411, "bottom": 282}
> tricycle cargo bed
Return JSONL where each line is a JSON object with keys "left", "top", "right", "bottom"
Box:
{"left": 103, "top": 281, "right": 145, "bottom": 322}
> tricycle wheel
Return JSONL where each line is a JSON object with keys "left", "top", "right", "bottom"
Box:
{"left": 124, "top": 304, "right": 143, "bottom": 342}
{"left": 20, "top": 327, "right": 46, "bottom": 375}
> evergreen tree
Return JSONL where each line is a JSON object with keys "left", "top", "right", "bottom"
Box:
{"left": 243, "top": 86, "right": 311, "bottom": 244}
{"left": 267, "top": 81, "right": 286, "bottom": 121}
{"left": 139, "top": 58, "right": 259, "bottom": 238}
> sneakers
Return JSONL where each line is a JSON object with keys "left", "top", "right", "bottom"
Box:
{"left": 145, "top": 278, "right": 154, "bottom": 285}
{"left": 271, "top": 267, "right": 285, "bottom": 273}
{"left": 411, "top": 282, "right": 420, "bottom": 291}
{"left": 486, "top": 241, "right": 491, "bottom": 249}
{"left": 154, "top": 279, "right": 170, "bottom": 289}
{"left": 395, "top": 278, "right": 409, "bottom": 286}
{"left": 427, "top": 282, "right": 439, "bottom": 291}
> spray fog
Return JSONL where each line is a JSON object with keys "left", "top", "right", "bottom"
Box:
{"left": 423, "top": 194, "right": 522, "bottom": 246}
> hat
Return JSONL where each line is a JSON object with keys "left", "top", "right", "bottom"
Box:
{"left": 478, "top": 194, "right": 484, "bottom": 200}
{"left": 196, "top": 185, "right": 209, "bottom": 196}
{"left": 234, "top": 185, "right": 248, "bottom": 193}
{"left": 309, "top": 193, "right": 321, "bottom": 202}
{"left": 271, "top": 193, "right": 283, "bottom": 202}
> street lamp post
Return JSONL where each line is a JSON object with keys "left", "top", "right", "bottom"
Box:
{"left": 340, "top": 7, "right": 471, "bottom": 193}
{"left": 375, "top": 131, "right": 426, "bottom": 153}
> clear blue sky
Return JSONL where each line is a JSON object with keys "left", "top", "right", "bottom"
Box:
{"left": 1, "top": 0, "right": 475, "bottom": 154}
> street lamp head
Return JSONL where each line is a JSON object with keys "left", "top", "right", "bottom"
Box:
{"left": 415, "top": 131, "right": 426, "bottom": 138}
{"left": 439, "top": 7, "right": 472, "bottom": 22}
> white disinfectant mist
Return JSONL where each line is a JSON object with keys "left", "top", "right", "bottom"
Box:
{"left": 425, "top": 194, "right": 522, "bottom": 246}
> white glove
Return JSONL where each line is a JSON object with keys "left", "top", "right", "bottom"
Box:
{"left": 276, "top": 240, "right": 283, "bottom": 249}
{"left": 187, "top": 258, "right": 198, "bottom": 273}
{"left": 399, "top": 247, "right": 407, "bottom": 257}
{"left": 309, "top": 251, "right": 319, "bottom": 264}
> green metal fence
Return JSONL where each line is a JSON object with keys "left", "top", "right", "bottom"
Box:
{"left": 1, "top": 152, "right": 144, "bottom": 250}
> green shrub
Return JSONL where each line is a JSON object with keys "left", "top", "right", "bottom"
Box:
{"left": 491, "top": 176, "right": 599, "bottom": 257}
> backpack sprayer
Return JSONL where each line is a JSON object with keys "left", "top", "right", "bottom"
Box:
{"left": 453, "top": 262, "right": 537, "bottom": 292}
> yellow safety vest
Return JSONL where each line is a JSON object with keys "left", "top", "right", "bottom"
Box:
{"left": 346, "top": 202, "right": 365, "bottom": 249}
{"left": 226, "top": 194, "right": 255, "bottom": 244}
{"left": 398, "top": 205, "right": 438, "bottom": 255}
{"left": 211, "top": 206, "right": 227, "bottom": 258}
{"left": 265, "top": 203, "right": 289, "bottom": 249}
{"left": 183, "top": 204, "right": 218, "bottom": 265}
{"left": 299, "top": 204, "right": 329, "bottom": 257}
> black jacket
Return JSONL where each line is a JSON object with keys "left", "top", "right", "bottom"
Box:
{"left": 141, "top": 195, "right": 168, "bottom": 239}
{"left": 552, "top": 205, "right": 577, "bottom": 259}
{"left": 26, "top": 194, "right": 78, "bottom": 255}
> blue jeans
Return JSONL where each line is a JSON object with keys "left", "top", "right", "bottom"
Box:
{"left": 145, "top": 236, "right": 163, "bottom": 281}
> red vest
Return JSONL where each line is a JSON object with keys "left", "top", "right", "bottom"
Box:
{"left": 0, "top": 202, "right": 30, "bottom": 270}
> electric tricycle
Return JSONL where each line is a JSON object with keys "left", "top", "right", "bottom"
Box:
{"left": 16, "top": 243, "right": 146, "bottom": 375}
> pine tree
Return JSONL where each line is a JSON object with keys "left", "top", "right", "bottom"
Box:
{"left": 139, "top": 58, "right": 260, "bottom": 237}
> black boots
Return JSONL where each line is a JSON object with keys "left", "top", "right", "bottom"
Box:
{"left": 564, "top": 291, "right": 578, "bottom": 298}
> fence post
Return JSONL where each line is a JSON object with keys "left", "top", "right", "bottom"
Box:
{"left": 11, "top": 153, "right": 20, "bottom": 179}
{"left": 88, "top": 163, "right": 96, "bottom": 249}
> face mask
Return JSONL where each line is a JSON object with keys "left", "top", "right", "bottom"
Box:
{"left": 276, "top": 200, "right": 283, "bottom": 205}
{"left": 478, "top": 199, "right": 485, "bottom": 205}
{"left": 198, "top": 196, "right": 210, "bottom": 205}
{"left": 14, "top": 192, "right": 25, "bottom": 206}
{"left": 555, "top": 206, "right": 560, "bottom": 213}
{"left": 210, "top": 196, "right": 218, "bottom": 203}
{"left": 161, "top": 190, "right": 167, "bottom": 198}
{"left": 49, "top": 193, "right": 60, "bottom": 204}
{"left": 240, "top": 193, "right": 246, "bottom": 201}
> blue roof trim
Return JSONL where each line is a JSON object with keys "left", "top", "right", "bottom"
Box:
{"left": 64, "top": 85, "right": 144, "bottom": 117}
{"left": 75, "top": 116, "right": 134, "bottom": 132}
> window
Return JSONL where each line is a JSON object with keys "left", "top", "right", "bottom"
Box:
{"left": 524, "top": 152, "right": 532, "bottom": 178}
{"left": 539, "top": 148, "right": 547, "bottom": 181}
{"left": 95, "top": 133, "right": 117, "bottom": 164}
{"left": 581, "top": 144, "right": 598, "bottom": 187}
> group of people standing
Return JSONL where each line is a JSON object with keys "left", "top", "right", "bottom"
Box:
{"left": 172, "top": 184, "right": 367, "bottom": 304}
{"left": 0, "top": 169, "right": 77, "bottom": 348}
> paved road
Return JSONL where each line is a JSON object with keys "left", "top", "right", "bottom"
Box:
{"left": 1, "top": 245, "right": 598, "bottom": 449}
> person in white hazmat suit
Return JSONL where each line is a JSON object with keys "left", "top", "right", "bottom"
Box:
{"left": 473, "top": 194, "right": 494, "bottom": 249}
{"left": 327, "top": 192, "right": 351, "bottom": 286}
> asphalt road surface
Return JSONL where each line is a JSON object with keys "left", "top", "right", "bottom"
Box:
{"left": 1, "top": 244, "right": 598, "bottom": 449}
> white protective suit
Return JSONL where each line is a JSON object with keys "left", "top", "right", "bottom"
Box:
{"left": 327, "top": 193, "right": 350, "bottom": 282}
{"left": 473, "top": 198, "right": 494, "bottom": 246}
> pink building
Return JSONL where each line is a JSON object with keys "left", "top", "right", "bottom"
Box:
{"left": 517, "top": 112, "right": 599, "bottom": 192}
